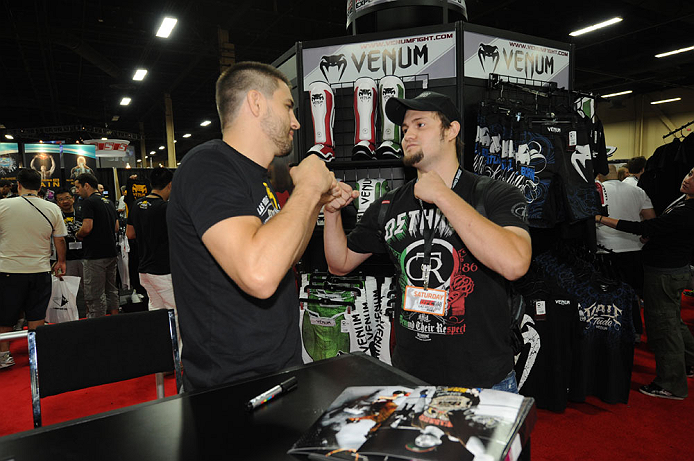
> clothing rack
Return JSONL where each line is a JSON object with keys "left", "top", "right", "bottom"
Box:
{"left": 663, "top": 119, "right": 694, "bottom": 139}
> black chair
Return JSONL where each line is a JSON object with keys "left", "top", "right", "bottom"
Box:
{"left": 28, "top": 309, "right": 182, "bottom": 428}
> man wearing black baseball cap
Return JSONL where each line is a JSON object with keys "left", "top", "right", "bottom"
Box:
{"left": 323, "top": 90, "right": 532, "bottom": 391}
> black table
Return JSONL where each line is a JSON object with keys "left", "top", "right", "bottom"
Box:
{"left": 0, "top": 353, "right": 534, "bottom": 460}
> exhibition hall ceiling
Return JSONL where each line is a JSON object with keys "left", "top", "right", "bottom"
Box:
{"left": 1, "top": 0, "right": 693, "bottom": 161}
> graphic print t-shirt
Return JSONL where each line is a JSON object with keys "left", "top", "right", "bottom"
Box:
{"left": 167, "top": 139, "right": 301, "bottom": 391}
{"left": 127, "top": 196, "right": 170, "bottom": 274}
{"left": 62, "top": 210, "right": 84, "bottom": 260}
{"left": 347, "top": 170, "right": 529, "bottom": 387}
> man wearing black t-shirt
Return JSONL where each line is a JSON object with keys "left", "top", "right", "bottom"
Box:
{"left": 75, "top": 173, "right": 119, "bottom": 318}
{"left": 167, "top": 62, "right": 345, "bottom": 391}
{"left": 324, "top": 92, "right": 532, "bottom": 390}
{"left": 55, "top": 187, "right": 87, "bottom": 318}
{"left": 127, "top": 168, "right": 178, "bottom": 336}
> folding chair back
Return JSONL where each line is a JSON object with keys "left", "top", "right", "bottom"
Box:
{"left": 28, "top": 309, "right": 182, "bottom": 428}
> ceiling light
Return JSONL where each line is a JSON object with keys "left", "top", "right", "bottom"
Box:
{"left": 133, "top": 69, "right": 148, "bottom": 81}
{"left": 182, "top": 133, "right": 191, "bottom": 138}
{"left": 177, "top": 162, "right": 181, "bottom": 165}
{"left": 173, "top": 140, "right": 177, "bottom": 143}
{"left": 120, "top": 97, "right": 131, "bottom": 106}
{"left": 601, "top": 90, "right": 632, "bottom": 98}
{"left": 156, "top": 17, "right": 177, "bottom": 38}
{"left": 111, "top": 115, "right": 120, "bottom": 121}
{"left": 150, "top": 151, "right": 156, "bottom": 155}
{"left": 200, "top": 120, "right": 211, "bottom": 126}
{"left": 650, "top": 97, "right": 681, "bottom": 105}
{"left": 655, "top": 45, "right": 694, "bottom": 58}
{"left": 5, "top": 134, "right": 14, "bottom": 140}
{"left": 101, "top": 137, "right": 108, "bottom": 140}
{"left": 137, "top": 159, "right": 142, "bottom": 162}
{"left": 569, "top": 17, "right": 622, "bottom": 37}
{"left": 158, "top": 145, "right": 165, "bottom": 150}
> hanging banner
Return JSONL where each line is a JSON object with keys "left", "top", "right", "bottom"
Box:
{"left": 63, "top": 144, "right": 97, "bottom": 185}
{"left": 346, "top": 0, "right": 467, "bottom": 27}
{"left": 83, "top": 139, "right": 130, "bottom": 157}
{"left": 303, "top": 28, "right": 456, "bottom": 87}
{"left": 463, "top": 31, "right": 570, "bottom": 88}
{"left": 24, "top": 144, "right": 62, "bottom": 188}
{"left": 0, "top": 143, "right": 21, "bottom": 180}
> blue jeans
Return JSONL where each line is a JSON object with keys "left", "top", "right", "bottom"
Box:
{"left": 491, "top": 369, "right": 519, "bottom": 393}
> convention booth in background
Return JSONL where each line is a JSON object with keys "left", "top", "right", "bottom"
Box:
{"left": 268, "top": 0, "right": 634, "bottom": 418}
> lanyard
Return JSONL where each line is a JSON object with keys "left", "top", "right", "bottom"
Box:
{"left": 147, "top": 192, "right": 164, "bottom": 200}
{"left": 418, "top": 167, "right": 462, "bottom": 290}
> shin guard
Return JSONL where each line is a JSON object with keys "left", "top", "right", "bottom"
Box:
{"left": 307, "top": 81, "right": 335, "bottom": 162}
{"left": 351, "top": 77, "right": 378, "bottom": 160}
{"left": 376, "top": 75, "right": 405, "bottom": 159}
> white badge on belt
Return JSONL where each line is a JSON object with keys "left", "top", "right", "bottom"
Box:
{"left": 403, "top": 285, "right": 448, "bottom": 316}
{"left": 68, "top": 241, "right": 82, "bottom": 250}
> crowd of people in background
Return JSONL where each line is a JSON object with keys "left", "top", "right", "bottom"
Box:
{"left": 0, "top": 167, "right": 177, "bottom": 370}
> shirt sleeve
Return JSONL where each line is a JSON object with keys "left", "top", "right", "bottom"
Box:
{"left": 616, "top": 205, "right": 693, "bottom": 236}
{"left": 482, "top": 179, "right": 530, "bottom": 231}
{"left": 177, "top": 147, "right": 258, "bottom": 238}
{"left": 51, "top": 206, "right": 68, "bottom": 237}
{"left": 81, "top": 197, "right": 95, "bottom": 220}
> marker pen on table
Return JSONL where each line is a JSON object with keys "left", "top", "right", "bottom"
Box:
{"left": 246, "top": 376, "right": 298, "bottom": 411}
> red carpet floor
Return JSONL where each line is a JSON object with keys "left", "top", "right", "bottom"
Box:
{"left": 1, "top": 300, "right": 694, "bottom": 460}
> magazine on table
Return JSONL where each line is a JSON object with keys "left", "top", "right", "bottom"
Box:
{"left": 288, "top": 385, "right": 534, "bottom": 461}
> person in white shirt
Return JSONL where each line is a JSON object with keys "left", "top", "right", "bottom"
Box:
{"left": 0, "top": 169, "right": 67, "bottom": 368}
{"left": 596, "top": 165, "right": 655, "bottom": 338}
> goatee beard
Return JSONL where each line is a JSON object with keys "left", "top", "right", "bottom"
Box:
{"left": 403, "top": 151, "right": 423, "bottom": 167}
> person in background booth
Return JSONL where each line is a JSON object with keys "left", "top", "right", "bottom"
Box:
{"left": 596, "top": 167, "right": 694, "bottom": 400}
{"left": 55, "top": 187, "right": 87, "bottom": 318}
{"left": 74, "top": 173, "right": 119, "bottom": 318}
{"left": 167, "top": 61, "right": 343, "bottom": 391}
{"left": 0, "top": 169, "right": 67, "bottom": 369}
{"left": 323, "top": 91, "right": 532, "bottom": 391}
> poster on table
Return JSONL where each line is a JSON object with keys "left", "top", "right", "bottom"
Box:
{"left": 463, "top": 30, "right": 571, "bottom": 88}
{"left": 23, "top": 143, "right": 62, "bottom": 190}
{"left": 346, "top": 0, "right": 467, "bottom": 27}
{"left": 62, "top": 144, "right": 97, "bottom": 186}
{"left": 302, "top": 27, "right": 456, "bottom": 87}
{"left": 0, "top": 143, "right": 22, "bottom": 180}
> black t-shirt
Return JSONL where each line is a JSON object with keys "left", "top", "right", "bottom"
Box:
{"left": 616, "top": 198, "right": 694, "bottom": 268}
{"left": 167, "top": 139, "right": 301, "bottom": 391}
{"left": 80, "top": 193, "right": 117, "bottom": 259}
{"left": 124, "top": 178, "right": 151, "bottom": 216}
{"left": 347, "top": 169, "right": 529, "bottom": 387}
{"left": 62, "top": 209, "right": 84, "bottom": 261}
{"left": 127, "top": 195, "right": 170, "bottom": 275}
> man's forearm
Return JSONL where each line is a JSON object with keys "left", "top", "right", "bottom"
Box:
{"left": 435, "top": 188, "right": 531, "bottom": 280}
{"left": 54, "top": 237, "right": 67, "bottom": 263}
{"left": 323, "top": 210, "right": 352, "bottom": 275}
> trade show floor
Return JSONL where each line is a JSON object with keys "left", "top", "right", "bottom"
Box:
{"left": 1, "top": 302, "right": 693, "bottom": 460}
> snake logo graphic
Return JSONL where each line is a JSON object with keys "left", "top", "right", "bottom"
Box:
{"left": 319, "top": 54, "right": 348, "bottom": 82}
{"left": 478, "top": 43, "right": 500, "bottom": 73}
{"left": 571, "top": 145, "right": 592, "bottom": 183}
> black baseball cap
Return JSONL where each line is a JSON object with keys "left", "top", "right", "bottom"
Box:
{"left": 385, "top": 91, "right": 461, "bottom": 126}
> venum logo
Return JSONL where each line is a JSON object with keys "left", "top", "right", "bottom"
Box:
{"left": 358, "top": 88, "right": 372, "bottom": 102}
{"left": 547, "top": 126, "right": 561, "bottom": 133}
{"left": 311, "top": 93, "right": 324, "bottom": 104}
{"left": 319, "top": 54, "right": 348, "bottom": 81}
{"left": 351, "top": 45, "right": 428, "bottom": 76}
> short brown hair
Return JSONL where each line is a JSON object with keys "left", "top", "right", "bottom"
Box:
{"left": 215, "top": 61, "right": 291, "bottom": 129}
{"left": 435, "top": 112, "right": 464, "bottom": 159}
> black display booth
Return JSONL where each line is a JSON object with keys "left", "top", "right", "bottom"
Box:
{"left": 272, "top": 9, "right": 575, "bottom": 274}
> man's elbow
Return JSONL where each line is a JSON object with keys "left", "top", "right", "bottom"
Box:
{"left": 327, "top": 264, "right": 351, "bottom": 277}
{"left": 239, "top": 272, "right": 281, "bottom": 300}
{"left": 503, "top": 257, "right": 531, "bottom": 281}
